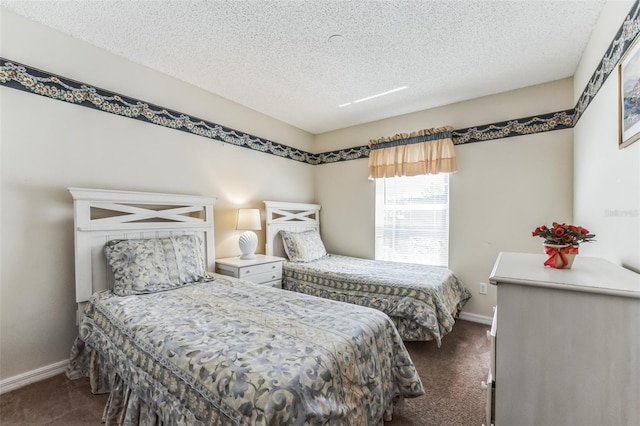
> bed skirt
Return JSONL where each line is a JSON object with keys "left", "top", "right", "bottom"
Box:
{"left": 66, "top": 337, "right": 406, "bottom": 425}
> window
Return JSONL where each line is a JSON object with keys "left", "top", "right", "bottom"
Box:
{"left": 375, "top": 174, "right": 449, "bottom": 267}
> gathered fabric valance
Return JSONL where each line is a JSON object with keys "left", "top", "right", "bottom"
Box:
{"left": 367, "top": 126, "right": 458, "bottom": 179}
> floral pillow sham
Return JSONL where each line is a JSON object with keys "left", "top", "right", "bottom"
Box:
{"left": 279, "top": 230, "right": 327, "bottom": 262}
{"left": 104, "top": 234, "right": 210, "bottom": 296}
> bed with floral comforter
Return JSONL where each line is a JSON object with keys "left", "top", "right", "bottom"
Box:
{"left": 282, "top": 255, "right": 472, "bottom": 345}
{"left": 66, "top": 274, "right": 424, "bottom": 425}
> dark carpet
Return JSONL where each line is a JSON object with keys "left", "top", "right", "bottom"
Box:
{"left": 387, "top": 320, "right": 491, "bottom": 425}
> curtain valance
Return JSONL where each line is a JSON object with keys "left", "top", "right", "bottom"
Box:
{"left": 367, "top": 126, "right": 458, "bottom": 179}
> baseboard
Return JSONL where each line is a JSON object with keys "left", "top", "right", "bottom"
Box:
{"left": 458, "top": 311, "right": 493, "bottom": 325}
{"left": 0, "top": 359, "right": 68, "bottom": 395}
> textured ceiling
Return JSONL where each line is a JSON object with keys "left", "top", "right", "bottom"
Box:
{"left": 2, "top": 0, "right": 606, "bottom": 134}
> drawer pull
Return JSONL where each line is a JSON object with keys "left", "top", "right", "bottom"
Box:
{"left": 246, "top": 269, "right": 251, "bottom": 274}
{"left": 272, "top": 265, "right": 276, "bottom": 269}
{"left": 481, "top": 381, "right": 488, "bottom": 390}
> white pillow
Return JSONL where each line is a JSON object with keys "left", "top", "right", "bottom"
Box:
{"left": 279, "top": 230, "right": 327, "bottom": 262}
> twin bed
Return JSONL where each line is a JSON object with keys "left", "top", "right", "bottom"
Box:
{"left": 65, "top": 188, "right": 425, "bottom": 425}
{"left": 264, "top": 201, "right": 471, "bottom": 346}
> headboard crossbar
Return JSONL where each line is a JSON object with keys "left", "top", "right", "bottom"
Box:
{"left": 69, "top": 188, "right": 217, "bottom": 307}
{"left": 87, "top": 202, "right": 205, "bottom": 226}
{"left": 268, "top": 208, "right": 317, "bottom": 223}
{"left": 264, "top": 201, "right": 321, "bottom": 258}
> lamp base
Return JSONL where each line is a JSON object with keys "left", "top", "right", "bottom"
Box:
{"left": 239, "top": 231, "right": 258, "bottom": 260}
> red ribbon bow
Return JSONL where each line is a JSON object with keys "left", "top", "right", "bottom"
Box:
{"left": 544, "top": 245, "right": 579, "bottom": 268}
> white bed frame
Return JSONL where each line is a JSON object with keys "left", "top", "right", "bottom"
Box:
{"left": 69, "top": 188, "right": 216, "bottom": 322}
{"left": 264, "top": 201, "right": 321, "bottom": 258}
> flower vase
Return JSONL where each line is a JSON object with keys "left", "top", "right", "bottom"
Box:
{"left": 543, "top": 243, "right": 578, "bottom": 269}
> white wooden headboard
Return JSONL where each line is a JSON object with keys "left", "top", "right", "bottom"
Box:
{"left": 69, "top": 188, "right": 217, "bottom": 309}
{"left": 264, "top": 201, "right": 321, "bottom": 258}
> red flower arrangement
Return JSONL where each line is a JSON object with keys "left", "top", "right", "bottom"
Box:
{"left": 532, "top": 222, "right": 596, "bottom": 246}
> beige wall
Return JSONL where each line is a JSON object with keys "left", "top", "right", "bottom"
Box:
{"left": 2, "top": 1, "right": 638, "bottom": 384}
{"left": 314, "top": 79, "right": 575, "bottom": 319}
{"left": 314, "top": 0, "right": 639, "bottom": 320}
{"left": 0, "top": 9, "right": 315, "bottom": 380}
{"left": 573, "top": 1, "right": 639, "bottom": 271}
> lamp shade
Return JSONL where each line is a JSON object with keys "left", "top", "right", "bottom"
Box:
{"left": 236, "top": 208, "right": 261, "bottom": 231}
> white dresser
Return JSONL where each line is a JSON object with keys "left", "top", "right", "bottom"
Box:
{"left": 487, "top": 252, "right": 640, "bottom": 426}
{"left": 216, "top": 255, "right": 285, "bottom": 288}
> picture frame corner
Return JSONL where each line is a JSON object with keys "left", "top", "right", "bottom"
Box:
{"left": 618, "top": 33, "right": 640, "bottom": 149}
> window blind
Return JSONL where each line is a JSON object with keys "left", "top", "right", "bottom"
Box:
{"left": 375, "top": 173, "right": 449, "bottom": 267}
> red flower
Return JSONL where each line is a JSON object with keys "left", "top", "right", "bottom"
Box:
{"left": 532, "top": 222, "right": 596, "bottom": 246}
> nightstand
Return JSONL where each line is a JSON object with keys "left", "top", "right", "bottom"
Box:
{"left": 215, "top": 254, "right": 285, "bottom": 288}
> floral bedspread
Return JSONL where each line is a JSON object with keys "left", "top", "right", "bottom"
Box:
{"left": 67, "top": 274, "right": 424, "bottom": 425}
{"left": 283, "top": 255, "right": 472, "bottom": 345}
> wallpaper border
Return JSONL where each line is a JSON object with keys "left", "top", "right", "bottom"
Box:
{"left": 574, "top": 0, "right": 640, "bottom": 124}
{"left": 0, "top": 59, "right": 318, "bottom": 164}
{"left": 1, "top": 1, "right": 638, "bottom": 165}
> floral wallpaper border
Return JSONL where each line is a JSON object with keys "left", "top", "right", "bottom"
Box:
{"left": 0, "top": 60, "right": 317, "bottom": 164}
{"left": 574, "top": 1, "right": 640, "bottom": 124}
{"left": 1, "top": 2, "right": 638, "bottom": 165}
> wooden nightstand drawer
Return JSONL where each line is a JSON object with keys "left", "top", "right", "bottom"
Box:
{"left": 215, "top": 255, "right": 285, "bottom": 288}
{"left": 237, "top": 261, "right": 281, "bottom": 279}
{"left": 263, "top": 279, "right": 282, "bottom": 288}
{"left": 240, "top": 269, "right": 282, "bottom": 284}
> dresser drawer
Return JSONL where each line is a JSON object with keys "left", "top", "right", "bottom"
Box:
{"left": 237, "top": 261, "right": 282, "bottom": 279}
{"left": 490, "top": 306, "right": 497, "bottom": 378}
{"left": 483, "top": 307, "right": 497, "bottom": 426}
{"left": 482, "top": 369, "right": 494, "bottom": 426}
